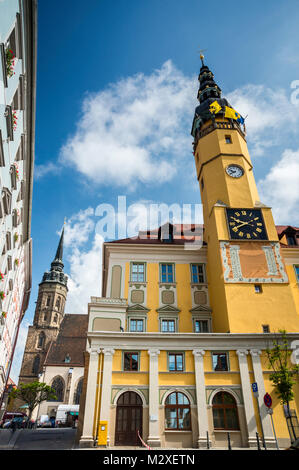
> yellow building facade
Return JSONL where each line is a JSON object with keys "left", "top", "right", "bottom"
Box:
{"left": 78, "top": 61, "right": 299, "bottom": 449}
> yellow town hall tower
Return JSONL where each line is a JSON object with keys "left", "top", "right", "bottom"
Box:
{"left": 76, "top": 59, "right": 299, "bottom": 449}
{"left": 191, "top": 56, "right": 299, "bottom": 335}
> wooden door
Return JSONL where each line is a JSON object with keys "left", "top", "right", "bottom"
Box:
{"left": 115, "top": 391, "right": 143, "bottom": 446}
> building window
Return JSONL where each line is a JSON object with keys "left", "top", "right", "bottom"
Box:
{"left": 212, "top": 392, "right": 239, "bottom": 430}
{"left": 131, "top": 263, "right": 145, "bottom": 282}
{"left": 262, "top": 325, "right": 270, "bottom": 333}
{"left": 124, "top": 352, "right": 139, "bottom": 371}
{"left": 32, "top": 355, "right": 40, "bottom": 375}
{"left": 168, "top": 353, "right": 184, "bottom": 371}
{"left": 194, "top": 319, "right": 209, "bottom": 333}
{"left": 74, "top": 378, "right": 83, "bottom": 405}
{"left": 161, "top": 319, "right": 176, "bottom": 333}
{"left": 287, "top": 235, "right": 296, "bottom": 246}
{"left": 55, "top": 297, "right": 61, "bottom": 310}
{"left": 51, "top": 377, "right": 64, "bottom": 402}
{"left": 0, "top": 130, "right": 5, "bottom": 167}
{"left": 2, "top": 187, "right": 12, "bottom": 215}
{"left": 160, "top": 263, "right": 174, "bottom": 283}
{"left": 294, "top": 265, "right": 299, "bottom": 282}
{"left": 212, "top": 352, "right": 229, "bottom": 371}
{"left": 37, "top": 332, "right": 45, "bottom": 349}
{"left": 46, "top": 295, "right": 51, "bottom": 307}
{"left": 225, "top": 135, "right": 232, "bottom": 144}
{"left": 129, "top": 319, "right": 144, "bottom": 332}
{"left": 191, "top": 264, "right": 205, "bottom": 283}
{"left": 254, "top": 284, "right": 262, "bottom": 293}
{"left": 165, "top": 392, "right": 191, "bottom": 430}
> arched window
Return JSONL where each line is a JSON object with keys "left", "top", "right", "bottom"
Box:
{"left": 46, "top": 295, "right": 51, "bottom": 307}
{"left": 74, "top": 378, "right": 83, "bottom": 405}
{"left": 165, "top": 392, "right": 191, "bottom": 430}
{"left": 53, "top": 314, "right": 58, "bottom": 324}
{"left": 37, "top": 331, "right": 45, "bottom": 349}
{"left": 51, "top": 376, "right": 64, "bottom": 402}
{"left": 212, "top": 391, "right": 239, "bottom": 430}
{"left": 32, "top": 355, "right": 40, "bottom": 374}
{"left": 55, "top": 297, "right": 61, "bottom": 310}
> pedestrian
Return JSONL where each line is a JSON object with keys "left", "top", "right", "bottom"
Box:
{"left": 11, "top": 418, "right": 17, "bottom": 433}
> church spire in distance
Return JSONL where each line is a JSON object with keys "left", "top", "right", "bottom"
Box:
{"left": 40, "top": 226, "right": 68, "bottom": 288}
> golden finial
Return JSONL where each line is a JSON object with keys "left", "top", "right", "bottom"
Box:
{"left": 198, "top": 47, "right": 207, "bottom": 66}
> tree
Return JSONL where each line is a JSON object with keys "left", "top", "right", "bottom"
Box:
{"left": 266, "top": 330, "right": 299, "bottom": 442}
{"left": 9, "top": 381, "right": 57, "bottom": 426}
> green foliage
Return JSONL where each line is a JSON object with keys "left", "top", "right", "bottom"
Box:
{"left": 9, "top": 381, "right": 57, "bottom": 419}
{"left": 266, "top": 330, "right": 299, "bottom": 405}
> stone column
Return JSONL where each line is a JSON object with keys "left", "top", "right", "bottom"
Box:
{"left": 236, "top": 349, "right": 258, "bottom": 447}
{"left": 99, "top": 348, "right": 115, "bottom": 446}
{"left": 193, "top": 349, "right": 210, "bottom": 448}
{"left": 79, "top": 347, "right": 100, "bottom": 447}
{"left": 147, "top": 349, "right": 161, "bottom": 447}
{"left": 250, "top": 349, "right": 276, "bottom": 448}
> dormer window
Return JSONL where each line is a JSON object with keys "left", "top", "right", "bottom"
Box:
{"left": 64, "top": 354, "right": 71, "bottom": 364}
{"left": 158, "top": 223, "right": 174, "bottom": 243}
{"left": 287, "top": 235, "right": 296, "bottom": 246}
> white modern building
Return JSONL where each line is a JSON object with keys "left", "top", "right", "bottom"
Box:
{"left": 0, "top": 0, "right": 37, "bottom": 406}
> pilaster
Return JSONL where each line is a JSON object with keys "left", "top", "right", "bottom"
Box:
{"left": 147, "top": 348, "right": 161, "bottom": 447}
{"left": 236, "top": 349, "right": 257, "bottom": 447}
{"left": 193, "top": 349, "right": 211, "bottom": 448}
{"left": 79, "top": 347, "right": 100, "bottom": 448}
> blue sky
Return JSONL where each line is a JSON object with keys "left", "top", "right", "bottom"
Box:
{"left": 11, "top": 0, "right": 299, "bottom": 381}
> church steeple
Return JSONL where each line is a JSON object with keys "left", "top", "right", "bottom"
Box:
{"left": 41, "top": 227, "right": 68, "bottom": 287}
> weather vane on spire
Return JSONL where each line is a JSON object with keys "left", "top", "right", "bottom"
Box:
{"left": 198, "top": 47, "right": 207, "bottom": 66}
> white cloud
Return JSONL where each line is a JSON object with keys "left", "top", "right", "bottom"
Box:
{"left": 63, "top": 209, "right": 103, "bottom": 313}
{"left": 227, "top": 85, "right": 299, "bottom": 156}
{"left": 34, "top": 162, "right": 60, "bottom": 180}
{"left": 257, "top": 147, "right": 299, "bottom": 223}
{"left": 59, "top": 60, "right": 196, "bottom": 188}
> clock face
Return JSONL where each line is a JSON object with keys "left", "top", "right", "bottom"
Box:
{"left": 226, "top": 208, "right": 268, "bottom": 240}
{"left": 226, "top": 165, "right": 244, "bottom": 178}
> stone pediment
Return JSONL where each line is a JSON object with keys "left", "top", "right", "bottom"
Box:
{"left": 127, "top": 304, "right": 150, "bottom": 313}
{"left": 156, "top": 305, "right": 181, "bottom": 314}
{"left": 190, "top": 305, "right": 212, "bottom": 313}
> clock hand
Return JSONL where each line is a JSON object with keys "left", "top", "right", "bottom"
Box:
{"left": 234, "top": 219, "right": 256, "bottom": 230}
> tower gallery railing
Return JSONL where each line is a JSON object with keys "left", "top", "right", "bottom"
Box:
{"left": 192, "top": 120, "right": 246, "bottom": 154}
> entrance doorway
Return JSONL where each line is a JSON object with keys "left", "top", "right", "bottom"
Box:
{"left": 115, "top": 391, "right": 143, "bottom": 446}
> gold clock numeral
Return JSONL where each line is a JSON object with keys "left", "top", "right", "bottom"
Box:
{"left": 254, "top": 217, "right": 259, "bottom": 221}
{"left": 253, "top": 232, "right": 257, "bottom": 237}
{"left": 239, "top": 231, "right": 244, "bottom": 237}
{"left": 257, "top": 223, "right": 262, "bottom": 226}
{"left": 232, "top": 226, "right": 238, "bottom": 232}
{"left": 230, "top": 222, "right": 235, "bottom": 226}
{"left": 241, "top": 211, "right": 246, "bottom": 215}
{"left": 249, "top": 212, "right": 252, "bottom": 217}
{"left": 235, "top": 212, "right": 240, "bottom": 217}
{"left": 246, "top": 233, "right": 251, "bottom": 239}
{"left": 256, "top": 228, "right": 262, "bottom": 233}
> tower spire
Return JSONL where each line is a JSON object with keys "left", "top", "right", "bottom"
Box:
{"left": 40, "top": 225, "right": 68, "bottom": 287}
{"left": 54, "top": 226, "right": 64, "bottom": 262}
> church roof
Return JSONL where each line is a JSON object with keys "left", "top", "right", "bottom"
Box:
{"left": 109, "top": 223, "right": 205, "bottom": 246}
{"left": 44, "top": 314, "right": 88, "bottom": 367}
